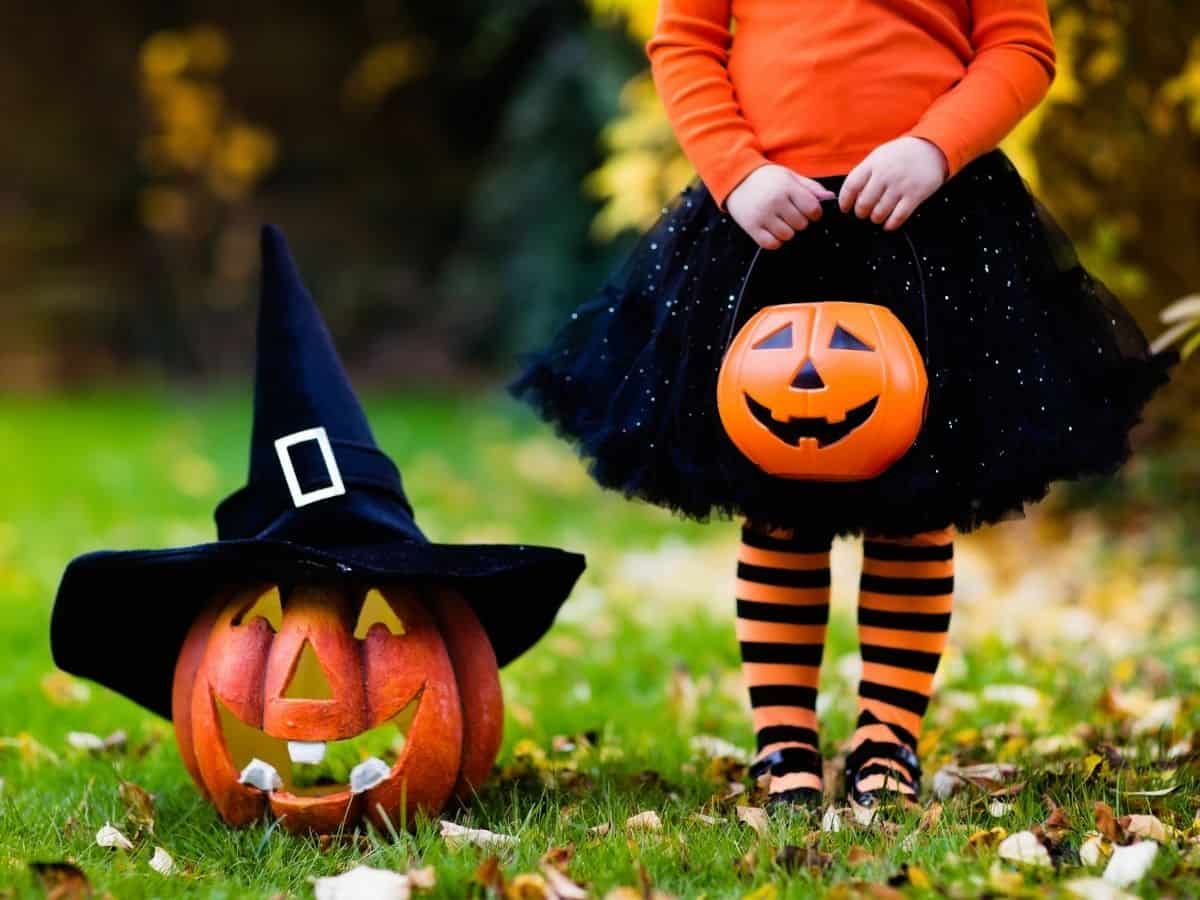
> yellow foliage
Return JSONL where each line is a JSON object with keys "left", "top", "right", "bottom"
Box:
{"left": 590, "top": 0, "right": 657, "bottom": 41}
{"left": 343, "top": 40, "right": 430, "bottom": 110}
{"left": 1162, "top": 37, "right": 1200, "bottom": 131}
{"left": 136, "top": 25, "right": 278, "bottom": 232}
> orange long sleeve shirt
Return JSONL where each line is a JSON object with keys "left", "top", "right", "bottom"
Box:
{"left": 647, "top": 0, "right": 1057, "bottom": 205}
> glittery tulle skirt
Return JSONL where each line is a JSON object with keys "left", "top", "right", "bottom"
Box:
{"left": 510, "top": 151, "right": 1174, "bottom": 535}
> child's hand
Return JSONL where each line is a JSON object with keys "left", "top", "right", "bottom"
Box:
{"left": 726, "top": 165, "right": 837, "bottom": 250}
{"left": 838, "top": 137, "right": 948, "bottom": 231}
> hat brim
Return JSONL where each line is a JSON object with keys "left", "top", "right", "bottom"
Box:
{"left": 51, "top": 538, "right": 585, "bottom": 719}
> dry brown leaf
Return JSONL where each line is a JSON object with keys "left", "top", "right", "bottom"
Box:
{"left": 1080, "top": 833, "right": 1112, "bottom": 867}
{"left": 148, "top": 846, "right": 174, "bottom": 876}
{"left": 847, "top": 845, "right": 876, "bottom": 866}
{"left": 95, "top": 823, "right": 133, "bottom": 851}
{"left": 540, "top": 844, "right": 575, "bottom": 872}
{"left": 732, "top": 846, "right": 758, "bottom": 878}
{"left": 821, "top": 805, "right": 843, "bottom": 833}
{"left": 475, "top": 856, "right": 506, "bottom": 894}
{"left": 441, "top": 820, "right": 518, "bottom": 851}
{"left": 688, "top": 813, "right": 720, "bottom": 826}
{"left": 119, "top": 781, "right": 156, "bottom": 834}
{"left": 407, "top": 866, "right": 436, "bottom": 892}
{"left": 932, "top": 762, "right": 1021, "bottom": 799}
{"left": 541, "top": 865, "right": 588, "bottom": 899}
{"left": 997, "top": 830, "right": 1052, "bottom": 868}
{"left": 587, "top": 822, "right": 611, "bottom": 838}
{"left": 1095, "top": 802, "right": 1127, "bottom": 845}
{"left": 29, "top": 861, "right": 92, "bottom": 900}
{"left": 775, "top": 844, "right": 833, "bottom": 872}
{"left": 40, "top": 672, "right": 90, "bottom": 706}
{"left": 965, "top": 827, "right": 1008, "bottom": 852}
{"left": 311, "top": 866, "right": 413, "bottom": 900}
{"left": 735, "top": 805, "right": 769, "bottom": 837}
{"left": 505, "top": 873, "right": 548, "bottom": 900}
{"left": 1122, "top": 814, "right": 1168, "bottom": 843}
{"left": 625, "top": 810, "right": 662, "bottom": 833}
{"left": 917, "top": 801, "right": 942, "bottom": 832}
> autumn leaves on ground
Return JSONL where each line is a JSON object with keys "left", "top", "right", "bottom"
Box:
{"left": 0, "top": 392, "right": 1197, "bottom": 898}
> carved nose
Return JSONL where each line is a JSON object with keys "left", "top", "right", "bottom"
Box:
{"left": 791, "top": 358, "right": 825, "bottom": 390}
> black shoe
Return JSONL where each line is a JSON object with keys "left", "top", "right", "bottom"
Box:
{"left": 844, "top": 738, "right": 922, "bottom": 809}
{"left": 751, "top": 745, "right": 825, "bottom": 810}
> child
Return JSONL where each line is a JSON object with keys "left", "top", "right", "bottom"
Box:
{"left": 512, "top": 0, "right": 1172, "bottom": 810}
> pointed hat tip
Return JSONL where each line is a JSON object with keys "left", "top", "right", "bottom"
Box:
{"left": 259, "top": 224, "right": 306, "bottom": 298}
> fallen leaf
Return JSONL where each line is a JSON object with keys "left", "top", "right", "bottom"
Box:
{"left": 1095, "top": 803, "right": 1127, "bottom": 845}
{"left": 65, "top": 732, "right": 104, "bottom": 752}
{"left": 688, "top": 813, "right": 720, "bottom": 826}
{"left": 917, "top": 802, "right": 942, "bottom": 833}
{"left": 475, "top": 856, "right": 505, "bottom": 894}
{"left": 988, "top": 799, "right": 1012, "bottom": 818}
{"left": 689, "top": 735, "right": 749, "bottom": 762}
{"left": 541, "top": 865, "right": 587, "bottom": 899}
{"left": 931, "top": 762, "right": 1021, "bottom": 799}
{"left": 1080, "top": 833, "right": 1110, "bottom": 867}
{"left": 847, "top": 845, "right": 876, "bottom": 866}
{"left": 540, "top": 845, "right": 575, "bottom": 872}
{"left": 1103, "top": 841, "right": 1158, "bottom": 888}
{"left": 735, "top": 805, "right": 768, "bottom": 837}
{"left": 732, "top": 846, "right": 757, "bottom": 878}
{"left": 313, "top": 865, "right": 411, "bottom": 900}
{"left": 982, "top": 684, "right": 1042, "bottom": 708}
{"left": 41, "top": 672, "right": 90, "bottom": 706}
{"left": 440, "top": 820, "right": 518, "bottom": 851}
{"left": 29, "top": 861, "right": 91, "bottom": 900}
{"left": 148, "top": 846, "right": 174, "bottom": 876}
{"left": 625, "top": 810, "right": 662, "bottom": 833}
{"left": 775, "top": 844, "right": 832, "bottom": 872}
{"left": 997, "top": 831, "right": 1051, "bottom": 868}
{"left": 587, "top": 822, "right": 611, "bottom": 838}
{"left": 1123, "top": 786, "right": 1179, "bottom": 797}
{"left": 850, "top": 798, "right": 876, "bottom": 827}
{"left": 119, "top": 780, "right": 155, "bottom": 834}
{"left": 407, "top": 866, "right": 436, "bottom": 891}
{"left": 1065, "top": 876, "right": 1136, "bottom": 900}
{"left": 821, "top": 805, "right": 843, "bottom": 833}
{"left": 1131, "top": 697, "right": 1180, "bottom": 735}
{"left": 506, "top": 873, "right": 548, "bottom": 899}
{"left": 987, "top": 861, "right": 1025, "bottom": 894}
{"left": 95, "top": 823, "right": 133, "bottom": 851}
{"left": 1122, "top": 814, "right": 1168, "bottom": 843}
{"left": 966, "top": 827, "right": 1008, "bottom": 851}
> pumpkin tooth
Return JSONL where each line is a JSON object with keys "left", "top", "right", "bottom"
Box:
{"left": 238, "top": 758, "right": 283, "bottom": 792}
{"left": 287, "top": 741, "right": 327, "bottom": 765}
{"left": 349, "top": 757, "right": 392, "bottom": 794}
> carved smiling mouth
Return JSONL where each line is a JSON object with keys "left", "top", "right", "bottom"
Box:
{"left": 216, "top": 690, "right": 422, "bottom": 799}
{"left": 745, "top": 393, "right": 879, "bottom": 448}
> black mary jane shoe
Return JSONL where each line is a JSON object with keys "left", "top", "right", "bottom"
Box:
{"left": 751, "top": 746, "right": 825, "bottom": 810}
{"left": 843, "top": 739, "right": 922, "bottom": 810}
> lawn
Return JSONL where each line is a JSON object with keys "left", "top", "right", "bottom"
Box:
{"left": 0, "top": 390, "right": 1197, "bottom": 898}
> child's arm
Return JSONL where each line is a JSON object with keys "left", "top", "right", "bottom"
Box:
{"left": 841, "top": 0, "right": 1056, "bottom": 230}
{"left": 647, "top": 0, "right": 834, "bottom": 249}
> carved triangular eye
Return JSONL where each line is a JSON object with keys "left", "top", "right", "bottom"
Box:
{"left": 234, "top": 587, "right": 283, "bottom": 631}
{"left": 830, "top": 324, "right": 874, "bottom": 351}
{"left": 353, "top": 588, "right": 407, "bottom": 639}
{"left": 753, "top": 323, "right": 793, "bottom": 350}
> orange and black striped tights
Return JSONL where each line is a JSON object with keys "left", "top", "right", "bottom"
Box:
{"left": 736, "top": 523, "right": 954, "bottom": 801}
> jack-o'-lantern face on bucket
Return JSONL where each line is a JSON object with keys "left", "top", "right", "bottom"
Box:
{"left": 717, "top": 302, "right": 927, "bottom": 481}
{"left": 171, "top": 582, "right": 503, "bottom": 834}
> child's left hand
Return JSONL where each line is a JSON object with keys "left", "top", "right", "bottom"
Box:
{"left": 839, "top": 137, "right": 949, "bottom": 231}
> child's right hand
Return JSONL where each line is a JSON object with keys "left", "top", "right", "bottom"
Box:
{"left": 726, "top": 165, "right": 837, "bottom": 250}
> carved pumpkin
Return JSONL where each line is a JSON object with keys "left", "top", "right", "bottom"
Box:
{"left": 172, "top": 582, "right": 502, "bottom": 834}
{"left": 717, "top": 302, "right": 927, "bottom": 481}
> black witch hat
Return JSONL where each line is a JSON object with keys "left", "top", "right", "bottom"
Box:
{"left": 52, "top": 226, "right": 586, "bottom": 718}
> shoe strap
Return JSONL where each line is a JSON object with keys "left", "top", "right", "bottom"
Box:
{"left": 750, "top": 745, "right": 823, "bottom": 780}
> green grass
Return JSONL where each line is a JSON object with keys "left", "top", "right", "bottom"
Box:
{"left": 0, "top": 390, "right": 1197, "bottom": 898}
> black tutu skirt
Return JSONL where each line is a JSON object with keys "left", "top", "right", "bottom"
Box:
{"left": 511, "top": 151, "right": 1174, "bottom": 536}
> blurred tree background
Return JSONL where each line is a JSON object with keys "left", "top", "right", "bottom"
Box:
{"left": 0, "top": 0, "right": 1197, "bottom": 419}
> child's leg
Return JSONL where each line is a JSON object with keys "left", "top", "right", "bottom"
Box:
{"left": 737, "top": 523, "right": 833, "bottom": 800}
{"left": 849, "top": 526, "right": 954, "bottom": 800}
